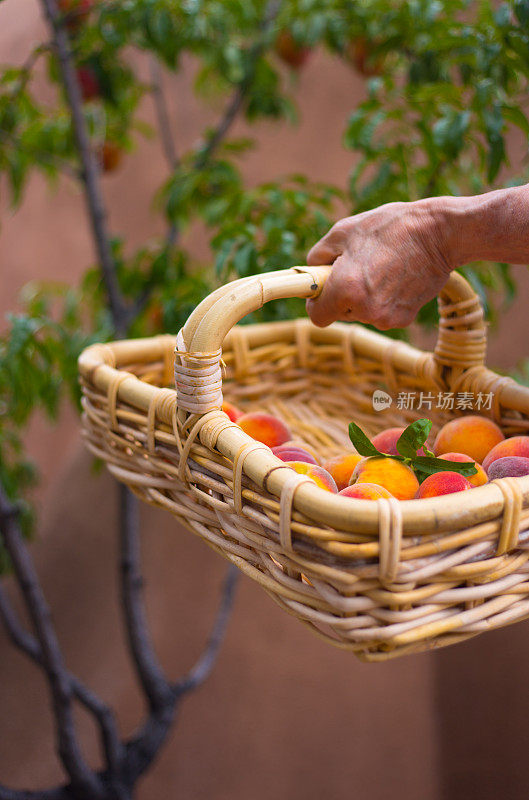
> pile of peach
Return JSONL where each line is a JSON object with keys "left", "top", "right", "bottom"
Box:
{"left": 222, "top": 402, "right": 529, "bottom": 501}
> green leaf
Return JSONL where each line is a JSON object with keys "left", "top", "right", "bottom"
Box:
{"left": 514, "top": 0, "right": 529, "bottom": 25}
{"left": 348, "top": 422, "right": 385, "bottom": 458}
{"left": 502, "top": 106, "right": 529, "bottom": 137}
{"left": 412, "top": 456, "right": 478, "bottom": 478}
{"left": 396, "top": 419, "right": 433, "bottom": 458}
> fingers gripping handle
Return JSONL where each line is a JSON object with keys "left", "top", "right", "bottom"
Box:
{"left": 175, "top": 267, "right": 485, "bottom": 414}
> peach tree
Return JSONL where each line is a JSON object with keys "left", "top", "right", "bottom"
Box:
{"left": 1, "top": 0, "right": 529, "bottom": 797}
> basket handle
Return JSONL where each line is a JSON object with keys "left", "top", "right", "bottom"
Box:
{"left": 177, "top": 266, "right": 486, "bottom": 413}
{"left": 433, "top": 270, "right": 487, "bottom": 374}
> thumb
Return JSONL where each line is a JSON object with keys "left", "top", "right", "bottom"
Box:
{"left": 306, "top": 235, "right": 342, "bottom": 267}
{"left": 305, "top": 255, "right": 346, "bottom": 327}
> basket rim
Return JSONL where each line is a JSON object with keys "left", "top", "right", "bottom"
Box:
{"left": 78, "top": 322, "right": 529, "bottom": 538}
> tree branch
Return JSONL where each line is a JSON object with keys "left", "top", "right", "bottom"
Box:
{"left": 10, "top": 43, "right": 51, "bottom": 98}
{"left": 0, "top": 783, "right": 70, "bottom": 800}
{"left": 39, "top": 0, "right": 128, "bottom": 337}
{"left": 195, "top": 0, "right": 283, "bottom": 168}
{"left": 0, "top": 490, "right": 238, "bottom": 797}
{"left": 0, "top": 490, "right": 102, "bottom": 798}
{"left": 174, "top": 564, "right": 239, "bottom": 695}
{"left": 0, "top": 585, "right": 124, "bottom": 784}
{"left": 125, "top": 58, "right": 180, "bottom": 327}
{"left": 151, "top": 58, "right": 179, "bottom": 255}
{"left": 130, "top": 0, "right": 282, "bottom": 325}
{"left": 124, "top": 563, "right": 239, "bottom": 784}
{"left": 118, "top": 484, "right": 171, "bottom": 711}
{"left": 149, "top": 57, "right": 179, "bottom": 173}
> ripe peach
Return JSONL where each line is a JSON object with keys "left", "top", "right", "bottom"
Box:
{"left": 238, "top": 412, "right": 291, "bottom": 448}
{"left": 487, "top": 456, "right": 529, "bottom": 480}
{"left": 438, "top": 452, "right": 487, "bottom": 487}
{"left": 415, "top": 472, "right": 472, "bottom": 499}
{"left": 286, "top": 462, "right": 337, "bottom": 493}
{"left": 434, "top": 416, "right": 504, "bottom": 463}
{"left": 272, "top": 445, "right": 317, "bottom": 465}
{"left": 274, "top": 31, "right": 311, "bottom": 69}
{"left": 281, "top": 440, "right": 320, "bottom": 462}
{"left": 222, "top": 400, "right": 243, "bottom": 422}
{"left": 339, "top": 483, "right": 394, "bottom": 500}
{"left": 323, "top": 453, "right": 363, "bottom": 491}
{"left": 483, "top": 436, "right": 529, "bottom": 473}
{"left": 351, "top": 457, "right": 419, "bottom": 501}
{"left": 372, "top": 427, "right": 427, "bottom": 457}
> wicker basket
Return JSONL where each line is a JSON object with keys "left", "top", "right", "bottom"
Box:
{"left": 78, "top": 266, "right": 529, "bottom": 661}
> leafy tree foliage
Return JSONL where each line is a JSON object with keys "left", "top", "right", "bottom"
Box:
{"left": 2, "top": 0, "right": 529, "bottom": 558}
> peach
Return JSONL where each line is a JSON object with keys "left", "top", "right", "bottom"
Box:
{"left": 274, "top": 30, "right": 311, "bottom": 69}
{"left": 77, "top": 65, "right": 100, "bottom": 101}
{"left": 487, "top": 456, "right": 529, "bottom": 480}
{"left": 272, "top": 445, "right": 318, "bottom": 465}
{"left": 351, "top": 456, "right": 419, "bottom": 501}
{"left": 339, "top": 483, "right": 394, "bottom": 500}
{"left": 99, "top": 140, "right": 123, "bottom": 173}
{"left": 372, "top": 427, "right": 427, "bottom": 457}
{"left": 222, "top": 400, "right": 243, "bottom": 422}
{"left": 433, "top": 415, "right": 504, "bottom": 463}
{"left": 286, "top": 462, "right": 338, "bottom": 493}
{"left": 238, "top": 412, "right": 291, "bottom": 448}
{"left": 483, "top": 436, "right": 529, "bottom": 473}
{"left": 323, "top": 453, "right": 363, "bottom": 491}
{"left": 281, "top": 440, "right": 320, "bottom": 462}
{"left": 438, "top": 452, "right": 488, "bottom": 487}
{"left": 415, "top": 471, "right": 472, "bottom": 498}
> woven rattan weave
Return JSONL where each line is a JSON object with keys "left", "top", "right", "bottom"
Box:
{"left": 78, "top": 266, "right": 529, "bottom": 661}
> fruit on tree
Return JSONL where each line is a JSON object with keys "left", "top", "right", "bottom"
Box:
{"left": 77, "top": 65, "right": 99, "bottom": 101}
{"left": 274, "top": 31, "right": 311, "bottom": 70}
{"left": 98, "top": 141, "right": 123, "bottom": 173}
{"left": 58, "top": 0, "right": 93, "bottom": 32}
{"left": 345, "top": 37, "right": 384, "bottom": 77}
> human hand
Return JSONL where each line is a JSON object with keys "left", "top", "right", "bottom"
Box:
{"left": 305, "top": 200, "right": 454, "bottom": 329}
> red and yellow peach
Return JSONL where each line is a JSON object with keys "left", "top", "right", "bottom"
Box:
{"left": 323, "top": 453, "right": 363, "bottom": 491}
{"left": 438, "top": 452, "right": 487, "bottom": 487}
{"left": 286, "top": 462, "right": 337, "bottom": 493}
{"left": 222, "top": 400, "right": 243, "bottom": 423}
{"left": 483, "top": 436, "right": 529, "bottom": 473}
{"left": 434, "top": 415, "right": 504, "bottom": 464}
{"left": 351, "top": 456, "right": 419, "bottom": 500}
{"left": 339, "top": 483, "right": 393, "bottom": 500}
{"left": 272, "top": 445, "right": 318, "bottom": 465}
{"left": 238, "top": 412, "right": 291, "bottom": 448}
{"left": 415, "top": 471, "right": 472, "bottom": 499}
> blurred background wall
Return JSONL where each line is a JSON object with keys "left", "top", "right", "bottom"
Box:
{"left": 2, "top": 1, "right": 529, "bottom": 798}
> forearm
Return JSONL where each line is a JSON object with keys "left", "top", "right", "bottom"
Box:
{"left": 305, "top": 184, "right": 529, "bottom": 329}
{"left": 430, "top": 184, "right": 529, "bottom": 267}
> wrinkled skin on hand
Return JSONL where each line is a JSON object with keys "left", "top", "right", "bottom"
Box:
{"left": 305, "top": 201, "right": 453, "bottom": 330}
